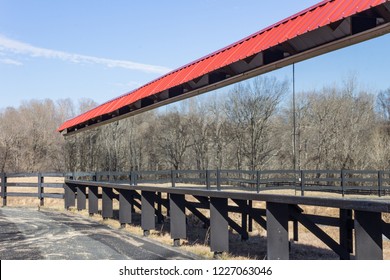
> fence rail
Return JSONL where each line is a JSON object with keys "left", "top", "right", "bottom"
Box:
{"left": 1, "top": 169, "right": 389, "bottom": 206}
{"left": 0, "top": 172, "right": 65, "bottom": 206}
{"left": 61, "top": 169, "right": 390, "bottom": 197}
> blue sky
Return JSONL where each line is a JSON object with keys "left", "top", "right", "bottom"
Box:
{"left": 1, "top": 0, "right": 390, "bottom": 110}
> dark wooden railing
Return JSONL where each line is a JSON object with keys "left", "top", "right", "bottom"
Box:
{"left": 0, "top": 172, "right": 65, "bottom": 206}
{"left": 64, "top": 169, "right": 390, "bottom": 197}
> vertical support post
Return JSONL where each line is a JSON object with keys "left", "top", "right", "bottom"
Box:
{"left": 354, "top": 210, "right": 383, "bottom": 260}
{"left": 248, "top": 200, "right": 253, "bottom": 232}
{"left": 341, "top": 170, "right": 345, "bottom": 197}
{"left": 210, "top": 197, "right": 229, "bottom": 253}
{"left": 156, "top": 192, "right": 163, "bottom": 224}
{"left": 1, "top": 173, "right": 7, "bottom": 207}
{"left": 133, "top": 172, "right": 138, "bottom": 186}
{"left": 206, "top": 170, "right": 211, "bottom": 190}
{"left": 216, "top": 169, "right": 221, "bottom": 191}
{"left": 339, "top": 209, "right": 353, "bottom": 256}
{"left": 293, "top": 219, "right": 299, "bottom": 242}
{"left": 170, "top": 193, "right": 186, "bottom": 246}
{"left": 130, "top": 171, "right": 135, "bottom": 186}
{"left": 266, "top": 202, "right": 289, "bottom": 260}
{"left": 38, "top": 173, "right": 44, "bottom": 206}
{"left": 119, "top": 189, "right": 133, "bottom": 226}
{"left": 256, "top": 170, "right": 260, "bottom": 193}
{"left": 141, "top": 191, "right": 156, "bottom": 236}
{"left": 300, "top": 170, "right": 305, "bottom": 196}
{"left": 88, "top": 186, "right": 99, "bottom": 215}
{"left": 241, "top": 202, "right": 248, "bottom": 239}
{"left": 76, "top": 185, "right": 87, "bottom": 211}
{"left": 240, "top": 200, "right": 249, "bottom": 241}
{"left": 102, "top": 187, "right": 113, "bottom": 219}
{"left": 171, "top": 170, "right": 176, "bottom": 188}
{"left": 64, "top": 183, "right": 76, "bottom": 210}
{"left": 378, "top": 171, "right": 383, "bottom": 197}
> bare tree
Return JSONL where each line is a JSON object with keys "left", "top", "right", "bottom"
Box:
{"left": 225, "top": 77, "right": 288, "bottom": 171}
{"left": 156, "top": 110, "right": 191, "bottom": 170}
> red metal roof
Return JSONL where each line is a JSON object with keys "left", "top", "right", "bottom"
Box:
{"left": 58, "top": 0, "right": 390, "bottom": 133}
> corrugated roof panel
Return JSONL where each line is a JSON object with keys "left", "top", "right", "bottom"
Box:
{"left": 146, "top": 76, "right": 169, "bottom": 97}
{"left": 327, "top": 0, "right": 353, "bottom": 22}
{"left": 135, "top": 84, "right": 153, "bottom": 100}
{"left": 281, "top": 17, "right": 304, "bottom": 40}
{"left": 248, "top": 30, "right": 273, "bottom": 54}
{"left": 212, "top": 46, "right": 241, "bottom": 69}
{"left": 79, "top": 109, "right": 94, "bottom": 124}
{"left": 199, "top": 54, "right": 225, "bottom": 76}
{"left": 229, "top": 36, "right": 259, "bottom": 61}
{"left": 58, "top": 0, "right": 390, "bottom": 133}
{"left": 306, "top": 2, "right": 337, "bottom": 31}
{"left": 266, "top": 23, "right": 289, "bottom": 48}
{"left": 167, "top": 64, "right": 197, "bottom": 88}
{"left": 183, "top": 58, "right": 210, "bottom": 82}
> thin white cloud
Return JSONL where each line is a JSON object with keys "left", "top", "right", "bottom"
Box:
{"left": 0, "top": 58, "right": 23, "bottom": 66}
{"left": 113, "top": 81, "right": 143, "bottom": 89}
{"left": 0, "top": 35, "right": 171, "bottom": 74}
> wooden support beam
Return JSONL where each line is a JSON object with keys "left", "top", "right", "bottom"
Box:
{"left": 38, "top": 173, "right": 44, "bottom": 207}
{"left": 102, "top": 187, "right": 113, "bottom": 219}
{"left": 231, "top": 199, "right": 249, "bottom": 240}
{"left": 339, "top": 209, "right": 353, "bottom": 254}
{"left": 354, "top": 210, "right": 383, "bottom": 260}
{"left": 119, "top": 189, "right": 134, "bottom": 225}
{"left": 156, "top": 192, "right": 164, "bottom": 224}
{"left": 248, "top": 208, "right": 267, "bottom": 230}
{"left": 266, "top": 202, "right": 289, "bottom": 260}
{"left": 186, "top": 203, "right": 210, "bottom": 227}
{"left": 64, "top": 183, "right": 76, "bottom": 210}
{"left": 88, "top": 186, "right": 99, "bottom": 215}
{"left": 170, "top": 193, "right": 186, "bottom": 245}
{"left": 210, "top": 197, "right": 229, "bottom": 253}
{"left": 1, "top": 173, "right": 7, "bottom": 206}
{"left": 290, "top": 205, "right": 350, "bottom": 260}
{"left": 383, "top": 220, "right": 390, "bottom": 240}
{"left": 141, "top": 191, "right": 156, "bottom": 236}
{"left": 227, "top": 216, "right": 248, "bottom": 240}
{"left": 76, "top": 185, "right": 87, "bottom": 211}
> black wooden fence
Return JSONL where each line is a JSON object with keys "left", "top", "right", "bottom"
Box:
{"left": 1, "top": 169, "right": 389, "bottom": 207}
{"left": 0, "top": 172, "right": 65, "bottom": 206}
{"left": 66, "top": 169, "right": 390, "bottom": 197}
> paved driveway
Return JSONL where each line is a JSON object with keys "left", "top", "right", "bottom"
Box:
{"left": 0, "top": 207, "right": 196, "bottom": 260}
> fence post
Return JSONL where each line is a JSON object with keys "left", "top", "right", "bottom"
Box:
{"left": 378, "top": 171, "right": 383, "bottom": 197}
{"left": 256, "top": 170, "right": 260, "bottom": 193}
{"left": 206, "top": 170, "right": 211, "bottom": 190}
{"left": 171, "top": 170, "right": 176, "bottom": 188}
{"left": 300, "top": 170, "right": 305, "bottom": 196}
{"left": 38, "top": 173, "right": 44, "bottom": 206}
{"left": 216, "top": 169, "right": 221, "bottom": 191}
{"left": 64, "top": 175, "right": 76, "bottom": 210}
{"left": 1, "top": 173, "right": 7, "bottom": 206}
{"left": 134, "top": 171, "right": 138, "bottom": 186}
{"left": 341, "top": 170, "right": 345, "bottom": 197}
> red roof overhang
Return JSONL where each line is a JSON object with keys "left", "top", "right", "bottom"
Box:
{"left": 59, "top": 0, "right": 390, "bottom": 135}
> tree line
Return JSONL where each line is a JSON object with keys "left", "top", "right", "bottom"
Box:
{"left": 1, "top": 76, "right": 390, "bottom": 173}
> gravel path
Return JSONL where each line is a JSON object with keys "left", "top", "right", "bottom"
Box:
{"left": 0, "top": 207, "right": 197, "bottom": 260}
